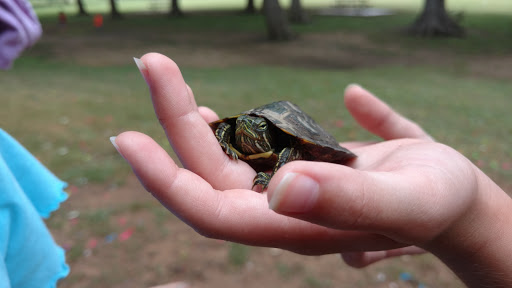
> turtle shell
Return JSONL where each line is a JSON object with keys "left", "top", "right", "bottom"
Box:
{"left": 209, "top": 101, "right": 356, "bottom": 169}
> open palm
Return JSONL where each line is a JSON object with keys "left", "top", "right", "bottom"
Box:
{"left": 115, "top": 53, "right": 478, "bottom": 261}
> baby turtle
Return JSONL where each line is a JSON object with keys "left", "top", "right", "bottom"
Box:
{"left": 209, "top": 101, "right": 356, "bottom": 189}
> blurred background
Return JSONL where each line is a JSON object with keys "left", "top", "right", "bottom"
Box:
{"left": 2, "top": 0, "right": 511, "bottom": 287}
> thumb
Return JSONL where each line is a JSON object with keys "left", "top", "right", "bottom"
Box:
{"left": 266, "top": 161, "right": 441, "bottom": 244}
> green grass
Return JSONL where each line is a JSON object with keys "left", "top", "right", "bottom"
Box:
{"left": 275, "top": 261, "right": 304, "bottom": 279}
{"left": 4, "top": 58, "right": 511, "bottom": 186}
{"left": 1, "top": 59, "right": 159, "bottom": 185}
{"left": 2, "top": 4, "right": 510, "bottom": 189}
{"left": 304, "top": 274, "right": 332, "bottom": 288}
{"left": 227, "top": 243, "right": 250, "bottom": 267}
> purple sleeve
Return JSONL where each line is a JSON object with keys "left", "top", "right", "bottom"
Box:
{"left": 0, "top": 0, "right": 42, "bottom": 69}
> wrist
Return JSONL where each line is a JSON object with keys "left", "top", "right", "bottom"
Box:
{"left": 425, "top": 166, "right": 512, "bottom": 287}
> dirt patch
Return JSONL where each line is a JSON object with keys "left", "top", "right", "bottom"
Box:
{"left": 38, "top": 30, "right": 404, "bottom": 69}
{"left": 469, "top": 54, "right": 512, "bottom": 79}
{"left": 37, "top": 25, "right": 512, "bottom": 79}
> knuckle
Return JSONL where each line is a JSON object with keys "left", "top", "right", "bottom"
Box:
{"left": 194, "top": 194, "right": 226, "bottom": 240}
{"left": 346, "top": 176, "right": 375, "bottom": 229}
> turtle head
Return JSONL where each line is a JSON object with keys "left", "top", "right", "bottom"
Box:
{"left": 235, "top": 115, "right": 274, "bottom": 154}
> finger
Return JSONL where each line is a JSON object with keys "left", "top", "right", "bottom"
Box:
{"left": 186, "top": 84, "right": 194, "bottom": 98}
{"left": 198, "top": 106, "right": 219, "bottom": 123}
{"left": 114, "top": 131, "right": 404, "bottom": 254}
{"left": 341, "top": 246, "right": 426, "bottom": 268}
{"left": 339, "top": 141, "right": 376, "bottom": 150}
{"left": 149, "top": 282, "right": 189, "bottom": 288}
{"left": 344, "top": 84, "right": 433, "bottom": 141}
{"left": 266, "top": 156, "right": 449, "bottom": 244}
{"left": 138, "top": 53, "right": 254, "bottom": 190}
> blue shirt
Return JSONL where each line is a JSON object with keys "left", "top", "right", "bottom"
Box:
{"left": 0, "top": 129, "right": 69, "bottom": 288}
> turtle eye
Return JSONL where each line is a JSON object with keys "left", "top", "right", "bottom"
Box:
{"left": 258, "top": 122, "right": 267, "bottom": 130}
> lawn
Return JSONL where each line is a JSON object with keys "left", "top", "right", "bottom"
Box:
{"left": 2, "top": 3, "right": 511, "bottom": 287}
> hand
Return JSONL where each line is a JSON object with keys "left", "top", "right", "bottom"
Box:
{"left": 116, "top": 53, "right": 470, "bottom": 252}
{"left": 115, "top": 54, "right": 512, "bottom": 286}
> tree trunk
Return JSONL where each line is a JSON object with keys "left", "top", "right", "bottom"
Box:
{"left": 109, "top": 0, "right": 122, "bottom": 18}
{"left": 263, "top": 0, "right": 294, "bottom": 41}
{"left": 289, "top": 0, "right": 309, "bottom": 24}
{"left": 244, "top": 0, "right": 256, "bottom": 14}
{"left": 77, "top": 0, "right": 88, "bottom": 16}
{"left": 408, "top": 0, "right": 464, "bottom": 37}
{"left": 169, "top": 0, "right": 184, "bottom": 16}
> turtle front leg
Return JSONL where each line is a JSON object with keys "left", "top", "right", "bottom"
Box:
{"left": 253, "top": 172, "right": 271, "bottom": 188}
{"left": 253, "top": 147, "right": 301, "bottom": 189}
{"left": 215, "top": 122, "right": 239, "bottom": 160}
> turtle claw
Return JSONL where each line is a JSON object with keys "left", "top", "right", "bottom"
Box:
{"left": 220, "top": 142, "right": 238, "bottom": 161}
{"left": 215, "top": 122, "right": 239, "bottom": 161}
{"left": 253, "top": 172, "right": 271, "bottom": 190}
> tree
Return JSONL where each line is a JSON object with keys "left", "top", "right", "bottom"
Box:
{"left": 169, "top": 0, "right": 184, "bottom": 16}
{"left": 109, "top": 0, "right": 122, "bottom": 18}
{"left": 289, "top": 0, "right": 309, "bottom": 24}
{"left": 244, "top": 0, "right": 256, "bottom": 14}
{"left": 262, "top": 0, "right": 293, "bottom": 41}
{"left": 76, "top": 0, "right": 88, "bottom": 16}
{"left": 408, "top": 0, "right": 464, "bottom": 37}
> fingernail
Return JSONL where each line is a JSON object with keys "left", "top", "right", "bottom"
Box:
{"left": 345, "top": 83, "right": 362, "bottom": 92}
{"left": 268, "top": 173, "right": 319, "bottom": 213}
{"left": 133, "top": 57, "right": 149, "bottom": 83}
{"left": 110, "top": 136, "right": 122, "bottom": 156}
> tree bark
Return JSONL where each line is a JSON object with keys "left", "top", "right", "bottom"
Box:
{"left": 77, "top": 0, "right": 88, "bottom": 16}
{"left": 109, "top": 0, "right": 122, "bottom": 18}
{"left": 289, "top": 0, "right": 309, "bottom": 24}
{"left": 244, "top": 0, "right": 256, "bottom": 14}
{"left": 262, "top": 0, "right": 294, "bottom": 41}
{"left": 169, "top": 0, "right": 184, "bottom": 16}
{"left": 408, "top": 0, "right": 464, "bottom": 37}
